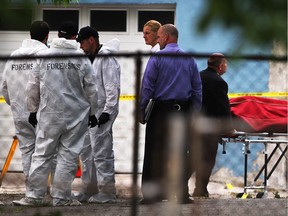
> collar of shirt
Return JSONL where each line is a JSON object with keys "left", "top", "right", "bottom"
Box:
{"left": 150, "top": 44, "right": 160, "bottom": 53}
{"left": 160, "top": 43, "right": 179, "bottom": 52}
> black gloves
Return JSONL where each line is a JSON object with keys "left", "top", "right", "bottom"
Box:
{"left": 28, "top": 112, "right": 37, "bottom": 128}
{"left": 98, "top": 112, "right": 110, "bottom": 127}
{"left": 88, "top": 115, "right": 98, "bottom": 128}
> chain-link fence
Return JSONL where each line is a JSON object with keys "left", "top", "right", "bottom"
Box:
{"left": 0, "top": 52, "right": 287, "bottom": 215}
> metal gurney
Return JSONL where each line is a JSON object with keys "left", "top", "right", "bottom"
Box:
{"left": 221, "top": 96, "right": 288, "bottom": 197}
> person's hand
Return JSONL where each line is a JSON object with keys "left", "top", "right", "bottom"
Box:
{"left": 98, "top": 112, "right": 110, "bottom": 128}
{"left": 139, "top": 115, "right": 145, "bottom": 124}
{"left": 223, "top": 129, "right": 238, "bottom": 138}
{"left": 28, "top": 112, "right": 37, "bottom": 128}
{"left": 88, "top": 115, "right": 98, "bottom": 128}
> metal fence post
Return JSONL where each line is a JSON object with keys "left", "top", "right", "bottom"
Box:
{"left": 131, "top": 52, "right": 142, "bottom": 216}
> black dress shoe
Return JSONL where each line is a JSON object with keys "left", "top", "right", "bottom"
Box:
{"left": 140, "top": 199, "right": 153, "bottom": 205}
{"left": 192, "top": 190, "right": 209, "bottom": 198}
{"left": 140, "top": 195, "right": 168, "bottom": 205}
{"left": 177, "top": 196, "right": 194, "bottom": 204}
{"left": 139, "top": 198, "right": 160, "bottom": 205}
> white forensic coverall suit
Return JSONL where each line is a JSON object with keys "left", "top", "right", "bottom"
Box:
{"left": 26, "top": 38, "right": 98, "bottom": 206}
{"left": 79, "top": 38, "right": 121, "bottom": 203}
{"left": 1, "top": 39, "right": 48, "bottom": 191}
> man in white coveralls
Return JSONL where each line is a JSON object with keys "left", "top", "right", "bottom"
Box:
{"left": 75, "top": 26, "right": 121, "bottom": 203}
{"left": 1, "top": 20, "right": 50, "bottom": 194}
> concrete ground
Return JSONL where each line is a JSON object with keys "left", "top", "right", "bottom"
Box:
{"left": 0, "top": 173, "right": 287, "bottom": 216}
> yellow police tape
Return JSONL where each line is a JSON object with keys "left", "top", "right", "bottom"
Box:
{"left": 119, "top": 92, "right": 288, "bottom": 100}
{"left": 228, "top": 92, "right": 288, "bottom": 98}
{"left": 0, "top": 92, "right": 287, "bottom": 103}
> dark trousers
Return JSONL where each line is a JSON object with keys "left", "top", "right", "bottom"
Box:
{"left": 191, "top": 132, "right": 220, "bottom": 193}
{"left": 141, "top": 100, "right": 192, "bottom": 200}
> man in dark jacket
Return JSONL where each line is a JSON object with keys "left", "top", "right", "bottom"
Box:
{"left": 192, "top": 53, "right": 235, "bottom": 197}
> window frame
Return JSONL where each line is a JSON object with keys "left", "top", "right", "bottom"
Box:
{"left": 136, "top": 8, "right": 176, "bottom": 33}
{"left": 88, "top": 8, "right": 129, "bottom": 35}
{"left": 0, "top": 4, "right": 176, "bottom": 36}
{"left": 40, "top": 7, "right": 81, "bottom": 32}
{"left": 0, "top": 7, "right": 34, "bottom": 32}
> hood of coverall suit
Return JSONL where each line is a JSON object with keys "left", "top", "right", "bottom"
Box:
{"left": 13, "top": 39, "right": 48, "bottom": 56}
{"left": 93, "top": 38, "right": 121, "bottom": 115}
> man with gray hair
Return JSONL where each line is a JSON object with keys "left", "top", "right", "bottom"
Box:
{"left": 139, "top": 24, "right": 202, "bottom": 204}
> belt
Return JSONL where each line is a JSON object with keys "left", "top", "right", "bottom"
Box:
{"left": 155, "top": 100, "right": 191, "bottom": 111}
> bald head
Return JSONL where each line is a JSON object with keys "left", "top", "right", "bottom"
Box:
{"left": 161, "top": 24, "right": 178, "bottom": 40}
{"left": 207, "top": 53, "right": 228, "bottom": 75}
{"left": 208, "top": 53, "right": 225, "bottom": 67}
{"left": 157, "top": 24, "right": 178, "bottom": 49}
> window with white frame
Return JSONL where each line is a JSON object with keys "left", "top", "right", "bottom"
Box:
{"left": 137, "top": 10, "right": 175, "bottom": 32}
{"left": 0, "top": 5, "right": 175, "bottom": 34}
{"left": 0, "top": 8, "right": 33, "bottom": 31}
{"left": 42, "top": 9, "right": 79, "bottom": 31}
{"left": 90, "top": 10, "right": 127, "bottom": 32}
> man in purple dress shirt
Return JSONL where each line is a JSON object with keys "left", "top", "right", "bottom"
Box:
{"left": 139, "top": 24, "right": 202, "bottom": 204}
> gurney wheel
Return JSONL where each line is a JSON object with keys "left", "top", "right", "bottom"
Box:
{"left": 256, "top": 192, "right": 267, "bottom": 198}
{"left": 236, "top": 193, "right": 244, "bottom": 198}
